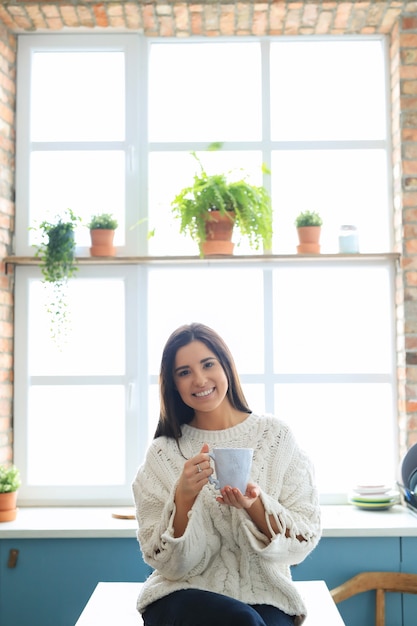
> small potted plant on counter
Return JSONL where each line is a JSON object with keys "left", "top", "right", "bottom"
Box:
{"left": 171, "top": 148, "right": 272, "bottom": 257}
{"left": 87, "top": 213, "right": 118, "bottom": 257}
{"left": 295, "top": 210, "right": 323, "bottom": 254}
{"left": 0, "top": 464, "right": 21, "bottom": 522}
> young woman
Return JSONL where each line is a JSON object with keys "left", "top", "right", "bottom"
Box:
{"left": 132, "top": 323, "right": 321, "bottom": 626}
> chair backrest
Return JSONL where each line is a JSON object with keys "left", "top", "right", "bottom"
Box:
{"left": 330, "top": 571, "right": 417, "bottom": 626}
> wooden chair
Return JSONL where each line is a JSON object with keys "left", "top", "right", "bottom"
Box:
{"left": 330, "top": 571, "right": 417, "bottom": 626}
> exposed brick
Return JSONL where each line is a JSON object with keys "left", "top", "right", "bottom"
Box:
{"left": 405, "top": 271, "right": 417, "bottom": 286}
{"left": 407, "top": 365, "right": 417, "bottom": 381}
{"left": 403, "top": 160, "right": 417, "bottom": 175}
{"left": 403, "top": 194, "right": 417, "bottom": 209}
{"left": 401, "top": 33, "right": 417, "bottom": 48}
{"left": 93, "top": 3, "right": 109, "bottom": 28}
{"left": 401, "top": 66, "right": 417, "bottom": 80}
{"left": 406, "top": 336, "right": 417, "bottom": 351}
{"left": 401, "top": 96, "right": 417, "bottom": 111}
{"left": 125, "top": 3, "right": 142, "bottom": 30}
{"left": 407, "top": 351, "right": 417, "bottom": 364}
{"left": 405, "top": 176, "right": 417, "bottom": 190}
{"left": 253, "top": 8, "right": 268, "bottom": 35}
{"left": 403, "top": 143, "right": 417, "bottom": 160}
{"left": 403, "top": 16, "right": 417, "bottom": 31}
{"left": 401, "top": 47, "right": 417, "bottom": 64}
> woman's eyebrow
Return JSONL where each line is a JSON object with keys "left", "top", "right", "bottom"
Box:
{"left": 174, "top": 357, "right": 216, "bottom": 373}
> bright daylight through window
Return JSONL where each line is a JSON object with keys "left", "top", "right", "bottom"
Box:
{"left": 14, "top": 34, "right": 396, "bottom": 505}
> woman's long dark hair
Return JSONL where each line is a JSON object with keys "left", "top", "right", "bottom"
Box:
{"left": 154, "top": 323, "right": 251, "bottom": 440}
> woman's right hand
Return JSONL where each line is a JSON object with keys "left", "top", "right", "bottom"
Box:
{"left": 173, "top": 443, "right": 212, "bottom": 537}
{"left": 176, "top": 442, "right": 212, "bottom": 501}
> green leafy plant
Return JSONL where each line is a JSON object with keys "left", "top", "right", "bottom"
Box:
{"left": 35, "top": 208, "right": 81, "bottom": 283}
{"left": 171, "top": 147, "right": 272, "bottom": 251}
{"left": 87, "top": 213, "right": 118, "bottom": 230}
{"left": 0, "top": 464, "right": 21, "bottom": 493}
{"left": 34, "top": 209, "right": 81, "bottom": 345}
{"left": 295, "top": 211, "right": 323, "bottom": 228}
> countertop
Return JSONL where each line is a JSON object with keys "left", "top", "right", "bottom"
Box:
{"left": 75, "top": 581, "right": 346, "bottom": 626}
{"left": 1, "top": 504, "right": 417, "bottom": 539}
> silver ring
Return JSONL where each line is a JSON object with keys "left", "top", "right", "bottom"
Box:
{"left": 197, "top": 464, "right": 202, "bottom": 473}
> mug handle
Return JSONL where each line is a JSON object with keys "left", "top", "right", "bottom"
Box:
{"left": 208, "top": 452, "right": 219, "bottom": 489}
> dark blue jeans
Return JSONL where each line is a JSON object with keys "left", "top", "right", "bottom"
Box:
{"left": 143, "top": 589, "right": 295, "bottom": 626}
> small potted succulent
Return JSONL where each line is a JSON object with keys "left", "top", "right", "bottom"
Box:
{"left": 87, "top": 213, "right": 118, "bottom": 257}
{"left": 295, "top": 210, "right": 323, "bottom": 254}
{"left": 0, "top": 464, "right": 21, "bottom": 522}
{"left": 171, "top": 147, "right": 272, "bottom": 257}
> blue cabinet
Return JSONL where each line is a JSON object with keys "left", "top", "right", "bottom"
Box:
{"left": 292, "top": 537, "right": 402, "bottom": 626}
{"left": 1, "top": 535, "right": 416, "bottom": 626}
{"left": 400, "top": 536, "right": 417, "bottom": 625}
{"left": 0, "top": 538, "right": 151, "bottom": 626}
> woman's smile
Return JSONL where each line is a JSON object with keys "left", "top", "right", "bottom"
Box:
{"left": 193, "top": 387, "right": 215, "bottom": 398}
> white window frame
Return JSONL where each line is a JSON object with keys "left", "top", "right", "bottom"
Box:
{"left": 15, "top": 33, "right": 146, "bottom": 257}
{"left": 13, "top": 33, "right": 397, "bottom": 506}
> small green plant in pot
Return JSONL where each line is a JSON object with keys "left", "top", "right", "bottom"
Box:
{"left": 295, "top": 210, "right": 323, "bottom": 228}
{"left": 87, "top": 213, "right": 118, "bottom": 257}
{"left": 87, "top": 213, "right": 118, "bottom": 230}
{"left": 171, "top": 148, "right": 272, "bottom": 256}
{"left": 295, "top": 210, "right": 323, "bottom": 254}
{"left": 0, "top": 464, "right": 21, "bottom": 522}
{"left": 34, "top": 208, "right": 81, "bottom": 344}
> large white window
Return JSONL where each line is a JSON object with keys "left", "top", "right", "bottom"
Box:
{"left": 14, "top": 34, "right": 396, "bottom": 505}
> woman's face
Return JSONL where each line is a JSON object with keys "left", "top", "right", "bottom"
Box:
{"left": 173, "top": 340, "right": 229, "bottom": 414}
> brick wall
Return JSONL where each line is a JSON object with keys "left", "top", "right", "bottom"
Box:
{"left": 0, "top": 20, "right": 15, "bottom": 466}
{"left": 399, "top": 10, "right": 417, "bottom": 451}
{"left": 0, "top": 1, "right": 410, "bottom": 35}
{"left": 0, "top": 0, "right": 417, "bottom": 465}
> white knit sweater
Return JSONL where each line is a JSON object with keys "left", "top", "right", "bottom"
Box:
{"left": 132, "top": 413, "right": 321, "bottom": 624}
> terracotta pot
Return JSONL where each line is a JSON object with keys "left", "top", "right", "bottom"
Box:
{"left": 89, "top": 229, "right": 116, "bottom": 257}
{"left": 0, "top": 491, "right": 18, "bottom": 522}
{"left": 296, "top": 226, "right": 321, "bottom": 254}
{"left": 200, "top": 211, "right": 235, "bottom": 257}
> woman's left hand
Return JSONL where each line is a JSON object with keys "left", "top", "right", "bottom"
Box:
{"left": 216, "top": 481, "right": 260, "bottom": 509}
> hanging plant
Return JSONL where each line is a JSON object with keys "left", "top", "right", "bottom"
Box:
{"left": 34, "top": 209, "right": 81, "bottom": 344}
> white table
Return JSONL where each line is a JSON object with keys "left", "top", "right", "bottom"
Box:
{"left": 75, "top": 581, "right": 345, "bottom": 625}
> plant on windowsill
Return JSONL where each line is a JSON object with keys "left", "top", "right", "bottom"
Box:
{"left": 171, "top": 145, "right": 273, "bottom": 257}
{"left": 295, "top": 210, "right": 323, "bottom": 255}
{"left": 0, "top": 464, "right": 21, "bottom": 522}
{"left": 34, "top": 208, "right": 81, "bottom": 345}
{"left": 87, "top": 213, "right": 118, "bottom": 257}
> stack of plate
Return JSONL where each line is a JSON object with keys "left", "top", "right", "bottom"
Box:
{"left": 349, "top": 485, "right": 400, "bottom": 511}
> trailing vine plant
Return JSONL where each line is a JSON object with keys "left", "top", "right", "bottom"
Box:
{"left": 34, "top": 209, "right": 81, "bottom": 346}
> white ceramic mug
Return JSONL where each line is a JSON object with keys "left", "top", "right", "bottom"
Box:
{"left": 208, "top": 447, "right": 253, "bottom": 493}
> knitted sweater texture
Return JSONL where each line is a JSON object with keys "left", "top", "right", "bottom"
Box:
{"left": 132, "top": 413, "right": 321, "bottom": 624}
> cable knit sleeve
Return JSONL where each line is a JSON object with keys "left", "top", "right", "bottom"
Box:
{"left": 239, "top": 419, "right": 321, "bottom": 565}
{"left": 132, "top": 439, "right": 221, "bottom": 581}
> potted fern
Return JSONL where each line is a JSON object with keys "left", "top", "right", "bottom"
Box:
{"left": 295, "top": 210, "right": 323, "bottom": 254}
{"left": 0, "top": 464, "right": 21, "bottom": 522}
{"left": 87, "top": 213, "right": 118, "bottom": 257}
{"left": 34, "top": 208, "right": 81, "bottom": 343}
{"left": 171, "top": 149, "right": 272, "bottom": 256}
